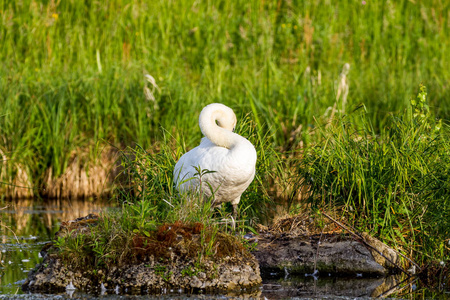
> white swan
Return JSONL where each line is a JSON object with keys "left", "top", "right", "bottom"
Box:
{"left": 173, "top": 103, "right": 257, "bottom": 216}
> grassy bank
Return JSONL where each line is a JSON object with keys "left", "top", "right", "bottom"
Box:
{"left": 1, "top": 0, "right": 449, "bottom": 195}
{"left": 297, "top": 85, "right": 449, "bottom": 267}
{"left": 1, "top": 0, "right": 449, "bottom": 286}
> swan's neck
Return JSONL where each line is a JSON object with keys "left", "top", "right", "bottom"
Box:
{"left": 199, "top": 104, "right": 240, "bottom": 149}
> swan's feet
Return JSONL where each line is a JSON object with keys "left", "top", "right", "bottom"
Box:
{"left": 232, "top": 204, "right": 238, "bottom": 218}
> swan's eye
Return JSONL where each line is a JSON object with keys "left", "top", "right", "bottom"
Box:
{"left": 232, "top": 126, "right": 235, "bottom": 132}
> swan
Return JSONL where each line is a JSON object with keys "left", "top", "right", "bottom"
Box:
{"left": 173, "top": 103, "right": 257, "bottom": 216}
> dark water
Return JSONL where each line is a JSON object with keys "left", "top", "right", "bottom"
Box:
{"left": 0, "top": 199, "right": 109, "bottom": 296}
{"left": 0, "top": 199, "right": 448, "bottom": 299}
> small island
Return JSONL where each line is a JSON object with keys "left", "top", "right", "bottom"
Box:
{"left": 23, "top": 214, "right": 261, "bottom": 294}
{"left": 23, "top": 212, "right": 405, "bottom": 295}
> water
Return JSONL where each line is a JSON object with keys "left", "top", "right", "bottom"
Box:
{"left": 0, "top": 199, "right": 109, "bottom": 296}
{"left": 0, "top": 199, "right": 448, "bottom": 299}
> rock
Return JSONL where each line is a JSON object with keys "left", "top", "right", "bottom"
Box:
{"left": 361, "top": 232, "right": 401, "bottom": 269}
{"left": 23, "top": 225, "right": 261, "bottom": 294}
{"left": 250, "top": 213, "right": 405, "bottom": 277}
{"left": 23, "top": 253, "right": 261, "bottom": 293}
{"left": 252, "top": 233, "right": 393, "bottom": 276}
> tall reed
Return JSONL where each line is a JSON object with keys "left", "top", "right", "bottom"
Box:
{"left": 1, "top": 0, "right": 449, "bottom": 196}
{"left": 297, "top": 85, "right": 449, "bottom": 265}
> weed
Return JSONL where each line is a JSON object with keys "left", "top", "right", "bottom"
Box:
{"left": 242, "top": 240, "right": 258, "bottom": 252}
{"left": 161, "top": 271, "right": 173, "bottom": 282}
{"left": 153, "top": 265, "right": 166, "bottom": 277}
{"left": 297, "top": 86, "right": 450, "bottom": 265}
{"left": 1, "top": 1, "right": 449, "bottom": 199}
{"left": 181, "top": 266, "right": 197, "bottom": 277}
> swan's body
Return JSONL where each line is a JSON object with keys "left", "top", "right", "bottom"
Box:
{"left": 173, "top": 103, "right": 257, "bottom": 216}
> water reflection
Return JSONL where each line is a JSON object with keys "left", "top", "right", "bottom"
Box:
{"left": 261, "top": 275, "right": 402, "bottom": 298}
{"left": 0, "top": 198, "right": 112, "bottom": 295}
{"left": 0, "top": 199, "right": 447, "bottom": 299}
{"left": 1, "top": 198, "right": 112, "bottom": 236}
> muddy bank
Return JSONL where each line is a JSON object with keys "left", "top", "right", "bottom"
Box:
{"left": 23, "top": 254, "right": 261, "bottom": 294}
{"left": 252, "top": 232, "right": 393, "bottom": 276}
{"left": 22, "top": 215, "right": 261, "bottom": 294}
{"left": 22, "top": 213, "right": 404, "bottom": 295}
{"left": 251, "top": 214, "right": 402, "bottom": 276}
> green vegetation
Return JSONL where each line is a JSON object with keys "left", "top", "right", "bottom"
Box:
{"left": 1, "top": 0, "right": 449, "bottom": 193}
{"left": 1, "top": 0, "right": 449, "bottom": 291}
{"left": 298, "top": 84, "right": 449, "bottom": 266}
{"left": 115, "top": 115, "right": 275, "bottom": 223}
{"left": 53, "top": 190, "right": 254, "bottom": 272}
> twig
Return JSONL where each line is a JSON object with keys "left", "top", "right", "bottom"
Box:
{"left": 324, "top": 210, "right": 419, "bottom": 270}
{"left": 0, "top": 206, "right": 20, "bottom": 244}
{"left": 375, "top": 276, "right": 419, "bottom": 298}
{"left": 314, "top": 227, "right": 325, "bottom": 273}
{"left": 0, "top": 181, "right": 34, "bottom": 189}
{"left": 320, "top": 210, "right": 413, "bottom": 277}
{"left": 1, "top": 223, "right": 20, "bottom": 244}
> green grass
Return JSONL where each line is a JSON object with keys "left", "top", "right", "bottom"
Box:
{"left": 1, "top": 0, "right": 449, "bottom": 284}
{"left": 1, "top": 0, "right": 449, "bottom": 192}
{"left": 53, "top": 170, "right": 256, "bottom": 270}
{"left": 297, "top": 85, "right": 449, "bottom": 266}
{"left": 115, "top": 114, "right": 276, "bottom": 224}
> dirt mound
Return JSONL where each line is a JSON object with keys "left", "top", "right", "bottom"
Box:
{"left": 23, "top": 216, "right": 261, "bottom": 294}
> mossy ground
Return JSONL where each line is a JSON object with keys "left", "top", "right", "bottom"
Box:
{"left": 51, "top": 213, "right": 254, "bottom": 270}
{"left": 26, "top": 213, "right": 261, "bottom": 294}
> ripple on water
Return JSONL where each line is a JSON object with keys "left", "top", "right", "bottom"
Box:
{"left": 1, "top": 199, "right": 447, "bottom": 299}
{"left": 1, "top": 199, "right": 111, "bottom": 296}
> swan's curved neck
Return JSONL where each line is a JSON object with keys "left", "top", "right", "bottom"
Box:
{"left": 199, "top": 104, "right": 239, "bottom": 149}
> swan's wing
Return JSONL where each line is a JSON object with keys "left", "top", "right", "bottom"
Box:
{"left": 173, "top": 138, "right": 227, "bottom": 189}
{"left": 174, "top": 136, "right": 257, "bottom": 206}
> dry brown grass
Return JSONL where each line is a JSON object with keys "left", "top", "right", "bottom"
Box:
{"left": 1, "top": 145, "right": 123, "bottom": 199}
{"left": 42, "top": 146, "right": 120, "bottom": 199}
{"left": 257, "top": 211, "right": 343, "bottom": 237}
{"left": 131, "top": 221, "right": 249, "bottom": 263}
{"left": 0, "top": 148, "right": 34, "bottom": 198}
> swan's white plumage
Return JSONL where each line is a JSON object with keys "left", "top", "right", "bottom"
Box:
{"left": 173, "top": 103, "right": 257, "bottom": 215}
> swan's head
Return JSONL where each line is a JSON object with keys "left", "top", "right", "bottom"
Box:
{"left": 200, "top": 103, "right": 237, "bottom": 132}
